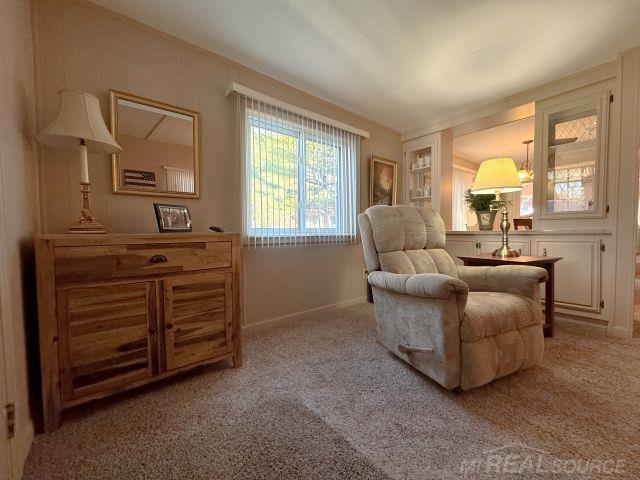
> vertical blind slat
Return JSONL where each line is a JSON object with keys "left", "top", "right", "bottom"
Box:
{"left": 257, "top": 98, "right": 263, "bottom": 247}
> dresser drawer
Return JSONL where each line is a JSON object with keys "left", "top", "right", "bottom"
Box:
{"left": 54, "top": 241, "right": 232, "bottom": 282}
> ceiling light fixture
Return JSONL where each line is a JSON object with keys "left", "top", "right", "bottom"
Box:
{"left": 517, "top": 139, "right": 534, "bottom": 182}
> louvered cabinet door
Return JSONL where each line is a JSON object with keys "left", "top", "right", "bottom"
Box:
{"left": 57, "top": 282, "right": 157, "bottom": 402}
{"left": 163, "top": 272, "right": 233, "bottom": 370}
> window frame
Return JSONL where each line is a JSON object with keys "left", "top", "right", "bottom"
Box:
{"left": 245, "top": 112, "right": 349, "bottom": 240}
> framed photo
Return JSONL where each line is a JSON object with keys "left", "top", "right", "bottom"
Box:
{"left": 369, "top": 156, "right": 397, "bottom": 206}
{"left": 154, "top": 203, "right": 192, "bottom": 232}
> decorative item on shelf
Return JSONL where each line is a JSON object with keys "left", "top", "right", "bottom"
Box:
{"left": 411, "top": 154, "right": 432, "bottom": 172}
{"left": 154, "top": 203, "right": 192, "bottom": 232}
{"left": 464, "top": 189, "right": 496, "bottom": 231}
{"left": 37, "top": 90, "right": 122, "bottom": 233}
{"left": 517, "top": 139, "right": 535, "bottom": 182}
{"left": 471, "top": 157, "right": 523, "bottom": 257}
{"left": 369, "top": 156, "right": 397, "bottom": 206}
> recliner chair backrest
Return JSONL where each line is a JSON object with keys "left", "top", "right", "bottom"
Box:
{"left": 358, "top": 205, "right": 458, "bottom": 278}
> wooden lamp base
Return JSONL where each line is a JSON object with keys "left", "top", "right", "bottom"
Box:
{"left": 69, "top": 182, "right": 106, "bottom": 234}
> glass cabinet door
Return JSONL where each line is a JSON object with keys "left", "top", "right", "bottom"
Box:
{"left": 537, "top": 90, "right": 609, "bottom": 218}
{"left": 402, "top": 132, "right": 452, "bottom": 227}
{"left": 407, "top": 146, "right": 433, "bottom": 207}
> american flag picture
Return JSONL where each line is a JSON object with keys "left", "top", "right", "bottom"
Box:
{"left": 123, "top": 169, "right": 156, "bottom": 189}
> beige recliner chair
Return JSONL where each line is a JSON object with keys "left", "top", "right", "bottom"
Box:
{"left": 359, "top": 205, "right": 547, "bottom": 390}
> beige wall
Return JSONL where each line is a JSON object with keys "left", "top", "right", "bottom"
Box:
{"left": 0, "top": 0, "right": 41, "bottom": 477}
{"left": 452, "top": 155, "right": 479, "bottom": 172}
{"left": 32, "top": 0, "right": 402, "bottom": 326}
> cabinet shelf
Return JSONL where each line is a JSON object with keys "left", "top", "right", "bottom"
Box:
{"left": 549, "top": 139, "right": 596, "bottom": 153}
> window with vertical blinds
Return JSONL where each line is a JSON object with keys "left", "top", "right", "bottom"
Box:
{"left": 237, "top": 95, "right": 360, "bottom": 247}
{"left": 163, "top": 166, "right": 195, "bottom": 193}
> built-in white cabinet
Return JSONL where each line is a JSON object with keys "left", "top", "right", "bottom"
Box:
{"left": 445, "top": 231, "right": 611, "bottom": 324}
{"left": 403, "top": 132, "right": 453, "bottom": 228}
{"left": 478, "top": 240, "right": 530, "bottom": 256}
{"left": 447, "top": 238, "right": 530, "bottom": 265}
{"left": 446, "top": 239, "right": 477, "bottom": 265}
{"left": 532, "top": 238, "right": 602, "bottom": 313}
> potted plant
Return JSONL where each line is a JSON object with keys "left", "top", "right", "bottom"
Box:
{"left": 464, "top": 189, "right": 497, "bottom": 231}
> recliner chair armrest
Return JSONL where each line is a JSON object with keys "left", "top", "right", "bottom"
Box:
{"left": 368, "top": 271, "right": 469, "bottom": 300}
{"left": 457, "top": 265, "right": 548, "bottom": 299}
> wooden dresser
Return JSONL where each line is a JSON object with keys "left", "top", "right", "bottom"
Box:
{"left": 35, "top": 233, "right": 242, "bottom": 431}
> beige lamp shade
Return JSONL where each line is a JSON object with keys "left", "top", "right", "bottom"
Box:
{"left": 37, "top": 90, "right": 122, "bottom": 154}
{"left": 471, "top": 157, "right": 523, "bottom": 194}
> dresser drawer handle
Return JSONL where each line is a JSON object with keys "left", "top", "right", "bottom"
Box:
{"left": 149, "top": 254, "right": 168, "bottom": 264}
{"left": 165, "top": 323, "right": 174, "bottom": 330}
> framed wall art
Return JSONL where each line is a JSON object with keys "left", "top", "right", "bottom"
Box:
{"left": 369, "top": 156, "right": 398, "bottom": 206}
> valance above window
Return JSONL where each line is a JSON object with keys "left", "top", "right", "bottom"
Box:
{"left": 231, "top": 85, "right": 365, "bottom": 247}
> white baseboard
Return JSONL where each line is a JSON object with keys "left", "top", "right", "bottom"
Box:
{"left": 606, "top": 325, "right": 633, "bottom": 338}
{"left": 242, "top": 296, "right": 367, "bottom": 333}
{"left": 555, "top": 315, "right": 607, "bottom": 335}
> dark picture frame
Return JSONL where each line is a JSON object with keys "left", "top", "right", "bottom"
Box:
{"left": 154, "top": 203, "right": 193, "bottom": 232}
{"left": 369, "top": 156, "right": 398, "bottom": 206}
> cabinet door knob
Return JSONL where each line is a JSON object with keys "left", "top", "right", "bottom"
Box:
{"left": 148, "top": 327, "right": 156, "bottom": 335}
{"left": 165, "top": 323, "right": 173, "bottom": 330}
{"left": 149, "top": 254, "right": 168, "bottom": 264}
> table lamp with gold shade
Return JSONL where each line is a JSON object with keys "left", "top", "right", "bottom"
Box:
{"left": 37, "top": 90, "right": 122, "bottom": 233}
{"left": 471, "top": 157, "right": 523, "bottom": 257}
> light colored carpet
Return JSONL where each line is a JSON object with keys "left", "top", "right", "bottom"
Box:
{"left": 24, "top": 303, "right": 640, "bottom": 479}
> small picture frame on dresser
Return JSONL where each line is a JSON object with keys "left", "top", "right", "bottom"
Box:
{"left": 154, "top": 203, "right": 192, "bottom": 232}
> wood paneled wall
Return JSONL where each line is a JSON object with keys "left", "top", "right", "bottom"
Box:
{"left": 0, "top": 0, "right": 40, "bottom": 477}
{"left": 31, "top": 0, "right": 402, "bottom": 326}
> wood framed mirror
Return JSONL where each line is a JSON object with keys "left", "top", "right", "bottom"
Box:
{"left": 110, "top": 90, "right": 200, "bottom": 198}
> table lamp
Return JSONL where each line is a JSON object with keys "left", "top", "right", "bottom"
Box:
{"left": 471, "top": 157, "right": 523, "bottom": 257}
{"left": 37, "top": 90, "right": 122, "bottom": 233}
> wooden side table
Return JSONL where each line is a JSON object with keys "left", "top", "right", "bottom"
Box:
{"left": 457, "top": 253, "right": 562, "bottom": 338}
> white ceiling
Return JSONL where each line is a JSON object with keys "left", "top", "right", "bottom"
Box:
{"left": 93, "top": 0, "right": 640, "bottom": 133}
{"left": 119, "top": 105, "right": 194, "bottom": 146}
{"left": 453, "top": 116, "right": 534, "bottom": 165}
{"left": 118, "top": 105, "right": 163, "bottom": 138}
